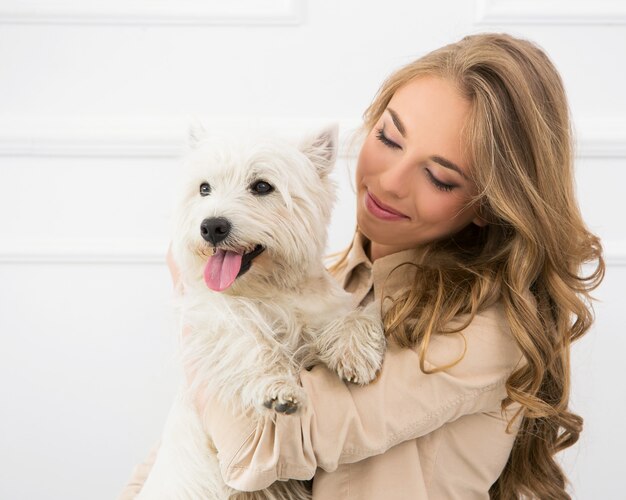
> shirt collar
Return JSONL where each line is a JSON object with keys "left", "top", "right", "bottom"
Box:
{"left": 339, "top": 230, "right": 424, "bottom": 307}
{"left": 341, "top": 230, "right": 371, "bottom": 282}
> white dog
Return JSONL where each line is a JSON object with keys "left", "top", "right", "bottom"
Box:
{"left": 136, "top": 122, "right": 385, "bottom": 500}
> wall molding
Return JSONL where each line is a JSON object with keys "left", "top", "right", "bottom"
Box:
{"left": 0, "top": 240, "right": 168, "bottom": 264}
{"left": 0, "top": 115, "right": 363, "bottom": 159}
{"left": 577, "top": 139, "right": 626, "bottom": 159}
{"left": 603, "top": 240, "right": 626, "bottom": 268}
{"left": 0, "top": 0, "right": 305, "bottom": 26}
{"left": 476, "top": 0, "right": 626, "bottom": 25}
{"left": 0, "top": 115, "right": 623, "bottom": 159}
{"left": 1, "top": 240, "right": 624, "bottom": 267}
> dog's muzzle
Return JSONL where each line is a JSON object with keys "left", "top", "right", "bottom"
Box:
{"left": 199, "top": 217, "right": 266, "bottom": 291}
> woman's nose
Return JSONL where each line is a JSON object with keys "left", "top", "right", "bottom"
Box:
{"left": 378, "top": 159, "right": 412, "bottom": 199}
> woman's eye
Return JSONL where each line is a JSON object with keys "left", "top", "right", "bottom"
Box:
{"left": 425, "top": 169, "right": 455, "bottom": 192}
{"left": 376, "top": 127, "right": 401, "bottom": 150}
{"left": 250, "top": 180, "right": 274, "bottom": 195}
{"left": 199, "top": 182, "right": 211, "bottom": 196}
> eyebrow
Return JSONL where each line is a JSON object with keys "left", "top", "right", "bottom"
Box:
{"left": 386, "top": 107, "right": 468, "bottom": 180}
{"left": 430, "top": 155, "right": 468, "bottom": 180}
{"left": 387, "top": 108, "right": 406, "bottom": 137}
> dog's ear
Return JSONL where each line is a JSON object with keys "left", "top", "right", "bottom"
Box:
{"left": 300, "top": 124, "right": 339, "bottom": 177}
{"left": 188, "top": 116, "right": 208, "bottom": 149}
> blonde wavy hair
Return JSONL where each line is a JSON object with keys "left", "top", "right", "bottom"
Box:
{"left": 331, "top": 33, "right": 605, "bottom": 499}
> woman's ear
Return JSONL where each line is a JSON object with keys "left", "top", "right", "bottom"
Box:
{"left": 472, "top": 214, "right": 488, "bottom": 227}
{"left": 472, "top": 201, "right": 489, "bottom": 227}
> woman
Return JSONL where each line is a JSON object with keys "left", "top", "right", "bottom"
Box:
{"left": 121, "top": 33, "right": 604, "bottom": 499}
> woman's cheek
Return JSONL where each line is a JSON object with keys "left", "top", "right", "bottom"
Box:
{"left": 417, "top": 190, "right": 457, "bottom": 225}
{"left": 413, "top": 180, "right": 438, "bottom": 220}
{"left": 358, "top": 137, "right": 385, "bottom": 176}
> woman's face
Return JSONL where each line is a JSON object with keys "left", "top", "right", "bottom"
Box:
{"left": 356, "top": 76, "right": 485, "bottom": 260}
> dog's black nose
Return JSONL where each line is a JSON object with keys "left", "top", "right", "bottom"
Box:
{"left": 200, "top": 217, "right": 232, "bottom": 245}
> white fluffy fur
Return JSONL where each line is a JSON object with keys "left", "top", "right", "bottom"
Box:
{"left": 136, "top": 123, "right": 385, "bottom": 500}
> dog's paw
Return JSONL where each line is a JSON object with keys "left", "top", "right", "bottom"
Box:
{"left": 333, "top": 341, "right": 385, "bottom": 385}
{"left": 263, "top": 395, "right": 299, "bottom": 415}
{"left": 321, "top": 302, "right": 386, "bottom": 385}
{"left": 257, "top": 380, "right": 307, "bottom": 416}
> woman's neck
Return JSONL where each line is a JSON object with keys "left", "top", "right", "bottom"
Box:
{"left": 368, "top": 240, "right": 412, "bottom": 262}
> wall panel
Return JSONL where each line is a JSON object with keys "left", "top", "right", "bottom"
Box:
{"left": 0, "top": 1, "right": 624, "bottom": 497}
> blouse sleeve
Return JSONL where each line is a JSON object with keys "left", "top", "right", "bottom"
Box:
{"left": 207, "top": 306, "right": 524, "bottom": 492}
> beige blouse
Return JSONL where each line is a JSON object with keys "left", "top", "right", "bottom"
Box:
{"left": 120, "top": 232, "right": 524, "bottom": 499}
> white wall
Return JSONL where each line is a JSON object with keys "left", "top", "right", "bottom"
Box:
{"left": 0, "top": 1, "right": 624, "bottom": 498}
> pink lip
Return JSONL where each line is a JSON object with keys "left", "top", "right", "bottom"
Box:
{"left": 365, "top": 191, "right": 409, "bottom": 221}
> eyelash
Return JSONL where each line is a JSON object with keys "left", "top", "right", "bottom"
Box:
{"left": 375, "top": 127, "right": 455, "bottom": 192}
{"left": 425, "top": 169, "right": 454, "bottom": 192}
{"left": 375, "top": 127, "right": 401, "bottom": 149}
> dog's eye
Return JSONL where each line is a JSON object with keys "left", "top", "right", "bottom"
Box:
{"left": 199, "top": 183, "right": 211, "bottom": 196}
{"left": 250, "top": 180, "right": 274, "bottom": 196}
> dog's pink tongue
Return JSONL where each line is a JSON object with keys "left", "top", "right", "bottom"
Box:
{"left": 204, "top": 249, "right": 243, "bottom": 291}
